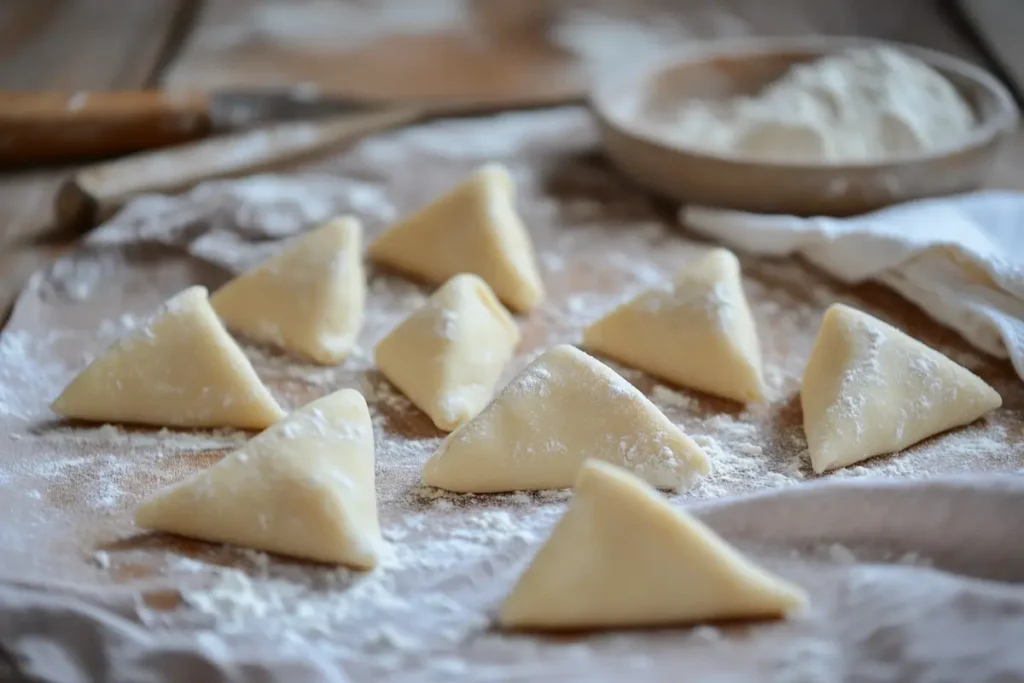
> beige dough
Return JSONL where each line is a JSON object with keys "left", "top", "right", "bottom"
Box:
{"left": 367, "top": 163, "right": 545, "bottom": 312}
{"left": 584, "top": 248, "right": 764, "bottom": 403}
{"left": 211, "top": 216, "right": 365, "bottom": 365}
{"left": 375, "top": 273, "right": 520, "bottom": 432}
{"left": 802, "top": 303, "right": 1002, "bottom": 473}
{"left": 422, "top": 344, "right": 709, "bottom": 492}
{"left": 135, "top": 389, "right": 381, "bottom": 568}
{"left": 51, "top": 286, "right": 285, "bottom": 430}
{"left": 499, "top": 460, "right": 807, "bottom": 630}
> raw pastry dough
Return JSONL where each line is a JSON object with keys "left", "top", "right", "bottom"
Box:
{"left": 375, "top": 273, "right": 520, "bottom": 431}
{"left": 211, "top": 216, "right": 365, "bottom": 365}
{"left": 422, "top": 344, "right": 709, "bottom": 492}
{"left": 135, "top": 389, "right": 381, "bottom": 568}
{"left": 367, "top": 163, "right": 545, "bottom": 312}
{"left": 802, "top": 303, "right": 1002, "bottom": 473}
{"left": 499, "top": 460, "right": 807, "bottom": 630}
{"left": 51, "top": 286, "right": 285, "bottom": 430}
{"left": 584, "top": 248, "right": 765, "bottom": 402}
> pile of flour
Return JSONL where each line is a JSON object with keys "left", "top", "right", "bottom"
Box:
{"left": 666, "top": 46, "right": 976, "bottom": 163}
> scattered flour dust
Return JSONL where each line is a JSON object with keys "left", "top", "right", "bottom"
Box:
{"left": 5, "top": 425, "right": 248, "bottom": 512}
{"left": 810, "top": 542, "right": 933, "bottom": 568}
{"left": 0, "top": 330, "right": 68, "bottom": 421}
{"left": 139, "top": 504, "right": 559, "bottom": 676}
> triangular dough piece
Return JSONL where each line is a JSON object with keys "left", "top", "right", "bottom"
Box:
{"left": 135, "top": 389, "right": 381, "bottom": 568}
{"left": 499, "top": 460, "right": 807, "bottom": 630}
{"left": 583, "top": 248, "right": 765, "bottom": 403}
{"left": 367, "top": 163, "right": 545, "bottom": 312}
{"left": 422, "top": 344, "right": 709, "bottom": 492}
{"left": 375, "top": 273, "right": 520, "bottom": 432}
{"left": 51, "top": 286, "right": 285, "bottom": 430}
{"left": 211, "top": 217, "right": 365, "bottom": 365}
{"left": 802, "top": 304, "right": 1002, "bottom": 474}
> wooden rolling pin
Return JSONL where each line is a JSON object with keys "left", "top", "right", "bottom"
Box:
{"left": 55, "top": 106, "right": 424, "bottom": 233}
{"left": 2, "top": 91, "right": 216, "bottom": 167}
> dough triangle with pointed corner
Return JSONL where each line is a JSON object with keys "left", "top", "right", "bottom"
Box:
{"left": 375, "top": 273, "right": 520, "bottom": 432}
{"left": 584, "top": 248, "right": 765, "bottom": 403}
{"left": 802, "top": 303, "right": 1002, "bottom": 474}
{"left": 422, "top": 344, "right": 709, "bottom": 492}
{"left": 368, "top": 163, "right": 545, "bottom": 312}
{"left": 51, "top": 286, "right": 285, "bottom": 430}
{"left": 211, "top": 216, "right": 366, "bottom": 365}
{"left": 499, "top": 460, "right": 808, "bottom": 630}
{"left": 135, "top": 389, "right": 381, "bottom": 568}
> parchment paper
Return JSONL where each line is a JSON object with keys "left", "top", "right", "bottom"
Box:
{"left": 1, "top": 108, "right": 1022, "bottom": 681}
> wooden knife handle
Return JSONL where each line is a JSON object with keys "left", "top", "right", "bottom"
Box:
{"left": 0, "top": 91, "right": 213, "bottom": 167}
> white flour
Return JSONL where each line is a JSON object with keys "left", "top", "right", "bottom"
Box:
{"left": 666, "top": 46, "right": 976, "bottom": 163}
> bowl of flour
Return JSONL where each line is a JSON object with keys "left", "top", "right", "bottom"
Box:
{"left": 591, "top": 36, "right": 1018, "bottom": 216}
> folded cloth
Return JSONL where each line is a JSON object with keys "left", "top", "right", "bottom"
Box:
{"left": 2, "top": 475, "right": 1024, "bottom": 682}
{"left": 681, "top": 191, "right": 1024, "bottom": 383}
{"left": 0, "top": 582, "right": 347, "bottom": 683}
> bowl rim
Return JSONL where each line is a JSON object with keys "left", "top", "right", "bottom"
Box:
{"left": 589, "top": 34, "right": 1020, "bottom": 171}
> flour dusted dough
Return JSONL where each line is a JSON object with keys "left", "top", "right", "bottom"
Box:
{"left": 802, "top": 304, "right": 1002, "bottom": 473}
{"left": 499, "top": 460, "right": 807, "bottom": 630}
{"left": 211, "top": 217, "right": 365, "bottom": 365}
{"left": 367, "top": 163, "right": 545, "bottom": 312}
{"left": 422, "top": 344, "right": 709, "bottom": 492}
{"left": 583, "top": 248, "right": 765, "bottom": 403}
{"left": 51, "top": 286, "right": 285, "bottom": 430}
{"left": 135, "top": 389, "right": 381, "bottom": 568}
{"left": 375, "top": 273, "right": 519, "bottom": 431}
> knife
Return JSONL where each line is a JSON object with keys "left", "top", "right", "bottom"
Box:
{"left": 46, "top": 85, "right": 582, "bottom": 233}
{"left": 0, "top": 88, "right": 387, "bottom": 167}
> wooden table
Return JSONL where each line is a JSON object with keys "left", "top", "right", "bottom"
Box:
{"left": 1, "top": 0, "right": 1021, "bottom": 327}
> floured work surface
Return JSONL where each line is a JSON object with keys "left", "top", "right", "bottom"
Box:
{"left": 1, "top": 109, "right": 1023, "bottom": 680}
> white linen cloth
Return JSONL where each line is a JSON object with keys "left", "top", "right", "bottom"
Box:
{"left": 3, "top": 475, "right": 1024, "bottom": 682}
{"left": 682, "top": 191, "right": 1024, "bottom": 383}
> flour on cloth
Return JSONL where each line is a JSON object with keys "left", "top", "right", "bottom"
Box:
{"left": 1, "top": 107, "right": 1022, "bottom": 682}
{"left": 683, "top": 191, "right": 1024, "bottom": 383}
{"left": 4, "top": 476, "right": 1024, "bottom": 682}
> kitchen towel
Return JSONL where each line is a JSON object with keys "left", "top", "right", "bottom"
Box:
{"left": 3, "top": 475, "right": 1024, "bottom": 682}
{"left": 682, "top": 190, "right": 1024, "bottom": 383}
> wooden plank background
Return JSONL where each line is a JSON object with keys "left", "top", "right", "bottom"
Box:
{"left": 0, "top": 1, "right": 194, "bottom": 243}
{"left": 0, "top": 0, "right": 195, "bottom": 322}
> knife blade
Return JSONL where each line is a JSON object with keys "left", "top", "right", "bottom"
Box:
{"left": 0, "top": 88, "right": 386, "bottom": 167}
{"left": 206, "top": 87, "right": 386, "bottom": 129}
